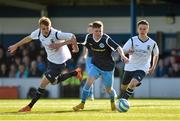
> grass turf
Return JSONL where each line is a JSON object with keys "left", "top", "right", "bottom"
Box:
{"left": 0, "top": 99, "right": 180, "bottom": 120}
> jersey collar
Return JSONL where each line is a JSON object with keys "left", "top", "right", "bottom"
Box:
{"left": 138, "top": 36, "right": 149, "bottom": 43}
{"left": 43, "top": 29, "right": 51, "bottom": 38}
{"left": 93, "top": 34, "right": 102, "bottom": 43}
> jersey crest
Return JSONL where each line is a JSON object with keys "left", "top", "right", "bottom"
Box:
{"left": 147, "top": 45, "right": 151, "bottom": 50}
{"left": 50, "top": 39, "right": 55, "bottom": 43}
{"left": 99, "top": 43, "right": 105, "bottom": 48}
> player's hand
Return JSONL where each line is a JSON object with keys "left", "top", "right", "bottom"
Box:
{"left": 121, "top": 56, "right": 129, "bottom": 64}
{"left": 71, "top": 44, "right": 79, "bottom": 53}
{"left": 128, "top": 48, "right": 134, "bottom": 55}
{"left": 148, "top": 67, "right": 155, "bottom": 75}
{"left": 8, "top": 45, "right": 18, "bottom": 55}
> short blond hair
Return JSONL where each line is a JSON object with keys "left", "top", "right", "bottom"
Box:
{"left": 92, "top": 21, "right": 103, "bottom": 28}
{"left": 39, "top": 16, "right": 51, "bottom": 27}
{"left": 137, "top": 20, "right": 149, "bottom": 27}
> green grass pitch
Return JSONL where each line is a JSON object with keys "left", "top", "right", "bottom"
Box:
{"left": 0, "top": 99, "right": 180, "bottom": 120}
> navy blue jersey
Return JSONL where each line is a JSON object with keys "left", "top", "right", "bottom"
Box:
{"left": 85, "top": 41, "right": 93, "bottom": 57}
{"left": 77, "top": 33, "right": 119, "bottom": 71}
{"left": 76, "top": 34, "right": 93, "bottom": 57}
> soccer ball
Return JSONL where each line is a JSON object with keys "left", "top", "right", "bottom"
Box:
{"left": 115, "top": 98, "right": 130, "bottom": 112}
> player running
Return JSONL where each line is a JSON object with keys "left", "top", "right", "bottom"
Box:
{"left": 119, "top": 20, "right": 159, "bottom": 100}
{"left": 8, "top": 16, "right": 82, "bottom": 112}
{"left": 73, "top": 21, "right": 129, "bottom": 111}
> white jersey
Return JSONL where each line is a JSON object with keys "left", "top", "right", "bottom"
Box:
{"left": 123, "top": 36, "right": 159, "bottom": 73}
{"left": 30, "top": 27, "right": 72, "bottom": 64}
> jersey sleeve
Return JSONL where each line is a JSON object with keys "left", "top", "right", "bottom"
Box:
{"left": 29, "top": 29, "right": 39, "bottom": 40}
{"left": 152, "top": 43, "right": 159, "bottom": 56}
{"left": 123, "top": 39, "right": 132, "bottom": 52}
{"left": 76, "top": 34, "right": 87, "bottom": 45}
{"left": 56, "top": 31, "right": 73, "bottom": 40}
{"left": 106, "top": 37, "right": 119, "bottom": 51}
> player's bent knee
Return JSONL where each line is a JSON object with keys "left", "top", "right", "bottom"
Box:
{"left": 129, "top": 79, "right": 139, "bottom": 88}
{"left": 132, "top": 79, "right": 140, "bottom": 87}
{"left": 44, "top": 73, "right": 56, "bottom": 84}
{"left": 40, "top": 77, "right": 50, "bottom": 88}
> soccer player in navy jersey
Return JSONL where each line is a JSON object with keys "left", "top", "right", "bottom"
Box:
{"left": 73, "top": 21, "right": 129, "bottom": 111}
{"left": 8, "top": 16, "right": 82, "bottom": 112}
{"left": 120, "top": 20, "right": 159, "bottom": 100}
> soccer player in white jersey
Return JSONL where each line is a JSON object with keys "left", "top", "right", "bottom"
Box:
{"left": 8, "top": 16, "right": 82, "bottom": 112}
{"left": 120, "top": 20, "right": 159, "bottom": 100}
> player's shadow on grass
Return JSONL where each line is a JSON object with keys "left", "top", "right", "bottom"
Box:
{"left": 0, "top": 112, "right": 27, "bottom": 115}
{"left": 36, "top": 108, "right": 103, "bottom": 113}
{"left": 1, "top": 109, "right": 103, "bottom": 114}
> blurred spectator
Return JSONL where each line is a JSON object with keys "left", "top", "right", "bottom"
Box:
{"left": 155, "top": 59, "right": 167, "bottom": 77}
{"left": 16, "top": 64, "right": 28, "bottom": 78}
{"left": 168, "top": 63, "right": 180, "bottom": 77}
{"left": 22, "top": 55, "right": 31, "bottom": 70}
{"left": 29, "top": 61, "right": 42, "bottom": 77}
{"left": 9, "top": 64, "right": 17, "bottom": 77}
{"left": 169, "top": 55, "right": 176, "bottom": 66}
{"left": 14, "top": 56, "right": 21, "bottom": 66}
{"left": 0, "top": 63, "right": 8, "bottom": 77}
{"left": 22, "top": 48, "right": 29, "bottom": 57}
{"left": 36, "top": 55, "right": 46, "bottom": 73}
{"left": 170, "top": 49, "right": 180, "bottom": 63}
{"left": 0, "top": 47, "right": 6, "bottom": 65}
{"left": 28, "top": 41, "right": 39, "bottom": 60}
{"left": 39, "top": 48, "right": 46, "bottom": 61}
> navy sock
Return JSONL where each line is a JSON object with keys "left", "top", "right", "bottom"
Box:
{"left": 28, "top": 88, "right": 45, "bottom": 108}
{"left": 121, "top": 88, "right": 134, "bottom": 100}
{"left": 57, "top": 71, "right": 77, "bottom": 83}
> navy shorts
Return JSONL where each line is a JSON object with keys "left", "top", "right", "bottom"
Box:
{"left": 44, "top": 60, "right": 66, "bottom": 84}
{"left": 122, "top": 70, "right": 146, "bottom": 86}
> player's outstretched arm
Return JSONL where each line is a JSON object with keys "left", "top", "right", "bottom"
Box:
{"left": 117, "top": 46, "right": 129, "bottom": 64}
{"left": 71, "top": 35, "right": 79, "bottom": 53}
{"left": 149, "top": 55, "right": 159, "bottom": 75}
{"left": 48, "top": 39, "right": 74, "bottom": 49}
{"left": 8, "top": 36, "right": 32, "bottom": 54}
{"left": 48, "top": 35, "right": 79, "bottom": 53}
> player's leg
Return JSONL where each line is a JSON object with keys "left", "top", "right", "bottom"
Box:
{"left": 102, "top": 70, "right": 117, "bottom": 111}
{"left": 85, "top": 57, "right": 94, "bottom": 100}
{"left": 122, "top": 70, "right": 146, "bottom": 100}
{"left": 45, "top": 61, "right": 82, "bottom": 85}
{"left": 73, "top": 65, "right": 99, "bottom": 111}
{"left": 56, "top": 67, "right": 82, "bottom": 83}
{"left": 118, "top": 71, "right": 132, "bottom": 98}
{"left": 119, "top": 84, "right": 128, "bottom": 97}
{"left": 19, "top": 76, "right": 50, "bottom": 112}
{"left": 73, "top": 76, "right": 95, "bottom": 111}
{"left": 18, "top": 61, "right": 74, "bottom": 112}
{"left": 82, "top": 56, "right": 93, "bottom": 101}
{"left": 88, "top": 84, "right": 94, "bottom": 100}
